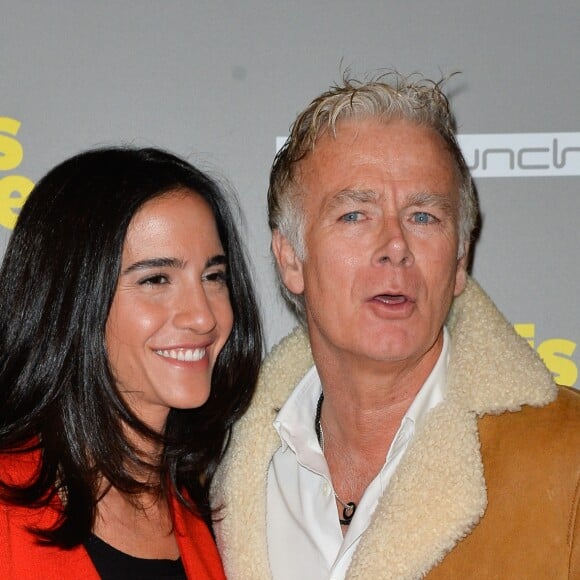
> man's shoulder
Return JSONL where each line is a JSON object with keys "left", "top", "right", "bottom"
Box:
{"left": 262, "top": 325, "right": 312, "bottom": 368}
{"left": 257, "top": 325, "right": 314, "bottom": 407}
{"left": 478, "top": 386, "right": 580, "bottom": 464}
{"left": 481, "top": 385, "right": 579, "bottom": 426}
{"left": 549, "top": 384, "right": 580, "bottom": 418}
{"left": 427, "top": 387, "right": 579, "bottom": 579}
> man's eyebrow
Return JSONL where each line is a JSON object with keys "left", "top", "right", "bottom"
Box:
{"left": 407, "top": 191, "right": 455, "bottom": 213}
{"left": 323, "top": 189, "right": 378, "bottom": 212}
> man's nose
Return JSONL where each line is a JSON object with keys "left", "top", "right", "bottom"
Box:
{"left": 372, "top": 218, "right": 414, "bottom": 267}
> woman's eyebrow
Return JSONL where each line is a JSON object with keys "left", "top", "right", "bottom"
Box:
{"left": 206, "top": 254, "right": 227, "bottom": 268}
{"left": 122, "top": 254, "right": 227, "bottom": 276}
{"left": 122, "top": 257, "right": 184, "bottom": 275}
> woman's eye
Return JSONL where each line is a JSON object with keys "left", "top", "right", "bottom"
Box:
{"left": 203, "top": 270, "right": 228, "bottom": 285}
{"left": 139, "top": 274, "right": 169, "bottom": 285}
{"left": 412, "top": 211, "right": 436, "bottom": 224}
{"left": 341, "top": 211, "right": 362, "bottom": 223}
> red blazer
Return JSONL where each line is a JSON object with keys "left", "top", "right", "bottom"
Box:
{"left": 0, "top": 449, "right": 225, "bottom": 579}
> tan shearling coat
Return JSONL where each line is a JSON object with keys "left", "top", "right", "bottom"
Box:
{"left": 213, "top": 279, "right": 580, "bottom": 579}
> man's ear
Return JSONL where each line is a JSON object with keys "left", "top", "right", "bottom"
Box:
{"left": 454, "top": 244, "right": 469, "bottom": 297}
{"left": 271, "top": 230, "right": 305, "bottom": 295}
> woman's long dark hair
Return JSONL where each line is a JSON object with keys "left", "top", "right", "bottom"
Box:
{"left": 0, "top": 147, "right": 262, "bottom": 547}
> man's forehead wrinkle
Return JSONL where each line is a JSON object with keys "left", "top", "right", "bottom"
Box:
{"left": 323, "top": 188, "right": 454, "bottom": 206}
{"left": 407, "top": 191, "right": 455, "bottom": 208}
{"left": 322, "top": 189, "right": 378, "bottom": 213}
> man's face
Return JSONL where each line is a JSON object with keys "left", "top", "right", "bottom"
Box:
{"left": 274, "top": 117, "right": 467, "bottom": 373}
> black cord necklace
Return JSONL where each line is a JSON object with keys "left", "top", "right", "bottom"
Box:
{"left": 314, "top": 392, "right": 357, "bottom": 526}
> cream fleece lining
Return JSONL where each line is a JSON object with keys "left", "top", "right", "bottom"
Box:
{"left": 213, "top": 278, "right": 556, "bottom": 579}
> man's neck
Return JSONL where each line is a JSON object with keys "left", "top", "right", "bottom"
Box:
{"left": 312, "top": 332, "right": 444, "bottom": 465}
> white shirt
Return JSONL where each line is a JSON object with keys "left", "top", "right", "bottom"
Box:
{"left": 266, "top": 329, "right": 450, "bottom": 580}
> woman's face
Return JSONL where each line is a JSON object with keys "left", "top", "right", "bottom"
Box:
{"left": 105, "top": 190, "right": 234, "bottom": 431}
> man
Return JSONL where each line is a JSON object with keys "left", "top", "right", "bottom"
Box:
{"left": 213, "top": 75, "right": 580, "bottom": 579}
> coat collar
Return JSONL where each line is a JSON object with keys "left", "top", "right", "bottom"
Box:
{"left": 213, "top": 278, "right": 556, "bottom": 579}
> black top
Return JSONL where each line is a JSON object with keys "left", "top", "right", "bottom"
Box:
{"left": 84, "top": 534, "right": 187, "bottom": 579}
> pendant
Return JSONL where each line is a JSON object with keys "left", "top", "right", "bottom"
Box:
{"left": 339, "top": 502, "right": 356, "bottom": 526}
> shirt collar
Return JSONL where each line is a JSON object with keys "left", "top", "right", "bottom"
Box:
{"left": 403, "top": 326, "right": 449, "bottom": 429}
{"left": 274, "top": 364, "right": 321, "bottom": 454}
{"left": 273, "top": 328, "right": 449, "bottom": 457}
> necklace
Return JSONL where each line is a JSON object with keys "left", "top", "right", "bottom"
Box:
{"left": 314, "top": 392, "right": 357, "bottom": 526}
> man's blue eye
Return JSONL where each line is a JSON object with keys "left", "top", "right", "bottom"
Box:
{"left": 342, "top": 212, "right": 361, "bottom": 222}
{"left": 413, "top": 212, "right": 433, "bottom": 224}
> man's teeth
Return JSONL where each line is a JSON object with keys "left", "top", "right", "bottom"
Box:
{"left": 376, "top": 294, "right": 406, "bottom": 304}
{"left": 156, "top": 348, "right": 206, "bottom": 361}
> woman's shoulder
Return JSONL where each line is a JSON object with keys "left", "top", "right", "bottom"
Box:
{"left": 0, "top": 442, "right": 42, "bottom": 486}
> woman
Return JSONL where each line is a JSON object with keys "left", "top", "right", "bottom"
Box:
{"left": 0, "top": 147, "right": 262, "bottom": 578}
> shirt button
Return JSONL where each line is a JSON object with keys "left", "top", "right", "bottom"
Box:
{"left": 322, "top": 482, "right": 331, "bottom": 496}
